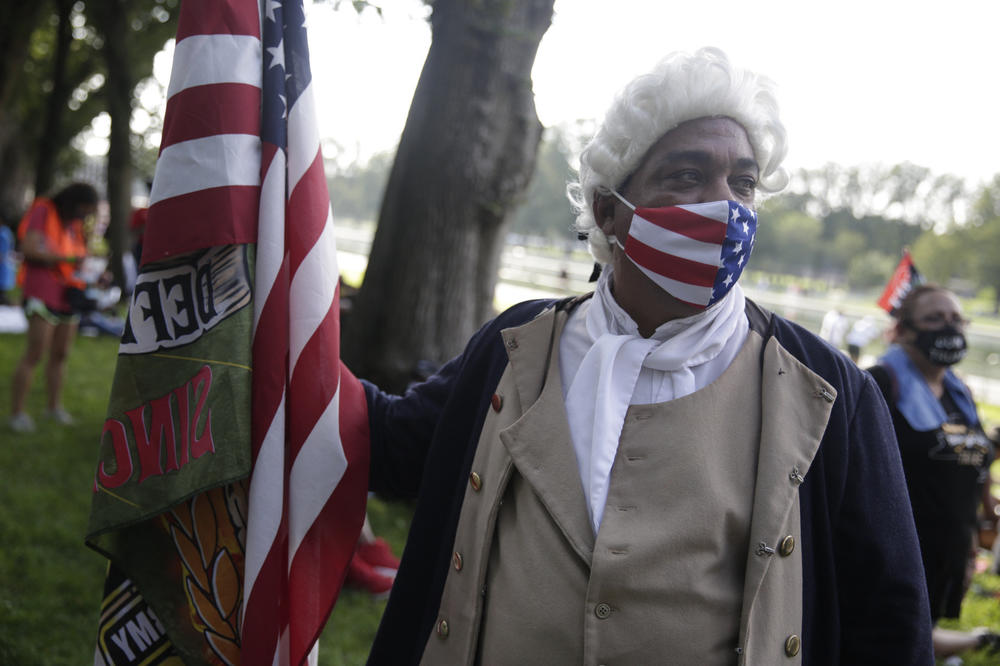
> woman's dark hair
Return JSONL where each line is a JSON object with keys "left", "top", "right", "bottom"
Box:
{"left": 51, "top": 182, "right": 98, "bottom": 220}
{"left": 895, "top": 284, "right": 949, "bottom": 325}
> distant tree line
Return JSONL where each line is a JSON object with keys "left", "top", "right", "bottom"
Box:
{"left": 327, "top": 126, "right": 1000, "bottom": 312}
{"left": 757, "top": 165, "right": 1000, "bottom": 312}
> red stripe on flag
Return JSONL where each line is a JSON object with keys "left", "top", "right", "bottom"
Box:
{"left": 240, "top": 525, "right": 288, "bottom": 660}
{"left": 142, "top": 186, "right": 260, "bottom": 266}
{"left": 286, "top": 362, "right": 370, "bottom": 663}
{"left": 261, "top": 142, "right": 279, "bottom": 182}
{"left": 285, "top": 152, "right": 330, "bottom": 276}
{"left": 336, "top": 364, "right": 371, "bottom": 458}
{"left": 250, "top": 263, "right": 289, "bottom": 463}
{"left": 242, "top": 272, "right": 290, "bottom": 663}
{"left": 176, "top": 0, "right": 260, "bottom": 41}
{"left": 626, "top": 236, "right": 719, "bottom": 287}
{"left": 286, "top": 299, "right": 341, "bottom": 460}
{"left": 634, "top": 205, "right": 728, "bottom": 244}
{"left": 287, "top": 423, "right": 368, "bottom": 661}
{"left": 160, "top": 83, "right": 261, "bottom": 151}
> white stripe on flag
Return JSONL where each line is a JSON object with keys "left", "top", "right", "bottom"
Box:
{"left": 242, "top": 392, "right": 286, "bottom": 607}
{"left": 253, "top": 153, "right": 287, "bottom": 329}
{"left": 635, "top": 263, "right": 715, "bottom": 306}
{"left": 679, "top": 199, "right": 730, "bottom": 223}
{"left": 288, "top": 214, "right": 338, "bottom": 372}
{"left": 286, "top": 84, "right": 321, "bottom": 191}
{"left": 167, "top": 34, "right": 262, "bottom": 98}
{"left": 287, "top": 387, "right": 349, "bottom": 563}
{"left": 628, "top": 215, "right": 725, "bottom": 268}
{"left": 151, "top": 134, "right": 261, "bottom": 204}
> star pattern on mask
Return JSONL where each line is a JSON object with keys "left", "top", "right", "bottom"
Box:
{"left": 710, "top": 201, "right": 758, "bottom": 305}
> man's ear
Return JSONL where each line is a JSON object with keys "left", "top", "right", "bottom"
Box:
{"left": 592, "top": 191, "right": 618, "bottom": 236}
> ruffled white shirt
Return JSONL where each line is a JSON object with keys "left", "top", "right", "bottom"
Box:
{"left": 559, "top": 267, "right": 749, "bottom": 533}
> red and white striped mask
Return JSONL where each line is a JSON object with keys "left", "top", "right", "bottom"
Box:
{"left": 611, "top": 190, "right": 758, "bottom": 309}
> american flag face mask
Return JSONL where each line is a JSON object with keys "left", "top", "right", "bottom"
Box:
{"left": 610, "top": 190, "right": 758, "bottom": 310}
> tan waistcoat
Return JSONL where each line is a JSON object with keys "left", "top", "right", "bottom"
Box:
{"left": 421, "top": 305, "right": 836, "bottom": 666}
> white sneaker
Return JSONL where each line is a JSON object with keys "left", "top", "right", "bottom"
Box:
{"left": 45, "top": 408, "right": 74, "bottom": 425}
{"left": 9, "top": 412, "right": 36, "bottom": 433}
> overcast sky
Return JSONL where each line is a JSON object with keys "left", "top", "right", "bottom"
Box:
{"left": 306, "top": 0, "right": 1000, "bottom": 186}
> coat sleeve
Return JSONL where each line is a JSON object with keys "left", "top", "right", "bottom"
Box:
{"left": 363, "top": 298, "right": 556, "bottom": 501}
{"left": 834, "top": 373, "right": 933, "bottom": 664}
{"left": 363, "top": 353, "right": 464, "bottom": 500}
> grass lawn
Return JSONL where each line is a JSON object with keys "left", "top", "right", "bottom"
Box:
{"left": 2, "top": 326, "right": 1000, "bottom": 664}
{"left": 939, "top": 565, "right": 1000, "bottom": 666}
{"left": 0, "top": 329, "right": 411, "bottom": 665}
{"left": 0, "top": 331, "right": 116, "bottom": 665}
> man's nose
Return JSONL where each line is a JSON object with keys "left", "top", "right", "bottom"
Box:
{"left": 703, "top": 177, "right": 735, "bottom": 202}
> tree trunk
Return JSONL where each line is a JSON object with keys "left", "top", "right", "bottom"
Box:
{"left": 0, "top": 126, "right": 34, "bottom": 222}
{"left": 0, "top": 3, "right": 49, "bottom": 214}
{"left": 0, "top": 3, "right": 47, "bottom": 120}
{"left": 344, "top": 0, "right": 554, "bottom": 391}
{"left": 34, "top": 0, "right": 75, "bottom": 197}
{"left": 96, "top": 0, "right": 133, "bottom": 289}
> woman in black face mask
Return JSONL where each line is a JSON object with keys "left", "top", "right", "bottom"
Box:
{"left": 867, "top": 284, "right": 999, "bottom": 658}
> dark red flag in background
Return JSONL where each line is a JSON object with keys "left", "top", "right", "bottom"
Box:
{"left": 877, "top": 249, "right": 924, "bottom": 317}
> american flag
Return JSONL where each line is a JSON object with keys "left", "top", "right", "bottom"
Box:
{"left": 152, "top": 1, "right": 370, "bottom": 664}
{"left": 623, "top": 200, "right": 757, "bottom": 309}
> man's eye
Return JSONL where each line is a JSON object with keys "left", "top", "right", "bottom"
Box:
{"left": 733, "top": 177, "right": 757, "bottom": 194}
{"left": 670, "top": 170, "right": 700, "bottom": 184}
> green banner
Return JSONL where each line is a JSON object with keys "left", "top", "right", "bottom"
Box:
{"left": 88, "top": 245, "right": 255, "bottom": 663}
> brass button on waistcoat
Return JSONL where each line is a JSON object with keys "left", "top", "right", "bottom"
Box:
{"left": 779, "top": 535, "right": 795, "bottom": 557}
{"left": 453, "top": 551, "right": 463, "bottom": 571}
{"left": 469, "top": 472, "right": 482, "bottom": 492}
{"left": 436, "top": 619, "right": 449, "bottom": 638}
{"left": 594, "top": 602, "right": 612, "bottom": 619}
{"left": 784, "top": 634, "right": 800, "bottom": 657}
{"left": 491, "top": 393, "right": 503, "bottom": 412}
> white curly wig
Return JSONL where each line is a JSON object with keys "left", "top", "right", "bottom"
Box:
{"left": 567, "top": 47, "right": 789, "bottom": 264}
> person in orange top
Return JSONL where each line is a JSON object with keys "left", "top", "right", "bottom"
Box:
{"left": 9, "top": 182, "right": 98, "bottom": 433}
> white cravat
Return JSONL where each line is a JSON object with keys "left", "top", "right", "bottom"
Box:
{"left": 559, "top": 267, "right": 749, "bottom": 533}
